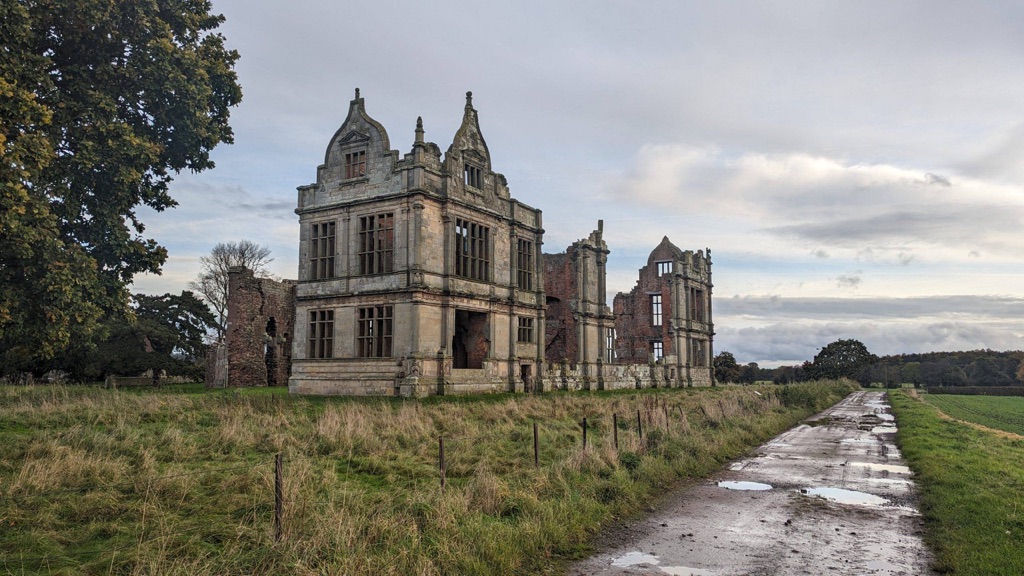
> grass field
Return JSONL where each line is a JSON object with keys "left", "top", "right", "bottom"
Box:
{"left": 890, "top": 390, "right": 1024, "bottom": 575}
{"left": 0, "top": 381, "right": 854, "bottom": 575}
{"left": 921, "top": 394, "right": 1024, "bottom": 436}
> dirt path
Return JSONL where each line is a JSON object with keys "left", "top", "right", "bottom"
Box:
{"left": 566, "top": 391, "right": 934, "bottom": 576}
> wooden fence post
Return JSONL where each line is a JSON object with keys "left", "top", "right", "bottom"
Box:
{"left": 439, "top": 436, "right": 446, "bottom": 491}
{"left": 582, "top": 417, "right": 588, "bottom": 449}
{"left": 613, "top": 413, "right": 619, "bottom": 450}
{"left": 274, "top": 453, "right": 283, "bottom": 542}
{"left": 533, "top": 422, "right": 539, "bottom": 468}
{"left": 637, "top": 409, "right": 643, "bottom": 440}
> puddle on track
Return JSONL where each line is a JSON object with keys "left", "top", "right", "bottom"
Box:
{"left": 611, "top": 551, "right": 717, "bottom": 575}
{"left": 660, "top": 567, "right": 717, "bottom": 575}
{"left": 801, "top": 487, "right": 890, "bottom": 506}
{"left": 718, "top": 480, "right": 772, "bottom": 491}
{"left": 611, "top": 551, "right": 659, "bottom": 568}
{"left": 849, "top": 462, "right": 912, "bottom": 474}
{"left": 871, "top": 426, "right": 898, "bottom": 434}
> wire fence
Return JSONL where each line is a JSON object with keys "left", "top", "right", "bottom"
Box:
{"left": 1, "top": 393, "right": 758, "bottom": 571}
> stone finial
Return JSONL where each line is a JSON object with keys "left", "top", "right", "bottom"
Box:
{"left": 465, "top": 91, "right": 473, "bottom": 109}
{"left": 355, "top": 87, "right": 360, "bottom": 99}
{"left": 415, "top": 116, "right": 424, "bottom": 144}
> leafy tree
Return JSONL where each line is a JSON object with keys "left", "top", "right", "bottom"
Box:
{"left": 60, "top": 291, "right": 216, "bottom": 381}
{"left": 189, "top": 240, "right": 273, "bottom": 340}
{"left": 1018, "top": 360, "right": 1024, "bottom": 384}
{"left": 901, "top": 362, "right": 922, "bottom": 388}
{"left": 806, "top": 339, "right": 877, "bottom": 384}
{"left": 920, "top": 359, "right": 968, "bottom": 387}
{"left": 0, "top": 1, "right": 105, "bottom": 376}
{"left": 738, "top": 362, "right": 759, "bottom": 384}
{"left": 713, "top": 351, "right": 741, "bottom": 383}
{"left": 774, "top": 364, "right": 806, "bottom": 384}
{"left": 0, "top": 0, "right": 241, "bottom": 376}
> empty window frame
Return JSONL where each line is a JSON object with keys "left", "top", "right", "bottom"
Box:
{"left": 691, "top": 339, "right": 705, "bottom": 367}
{"left": 517, "top": 238, "right": 533, "bottom": 290}
{"left": 464, "top": 164, "right": 483, "bottom": 188}
{"left": 690, "top": 288, "right": 705, "bottom": 322}
{"left": 310, "top": 221, "right": 336, "bottom": 280}
{"left": 358, "top": 212, "right": 394, "bottom": 275}
{"left": 308, "top": 310, "right": 334, "bottom": 359}
{"left": 345, "top": 150, "right": 366, "bottom": 179}
{"left": 517, "top": 317, "right": 534, "bottom": 343}
{"left": 656, "top": 260, "right": 672, "bottom": 276}
{"left": 454, "top": 218, "right": 490, "bottom": 281}
{"left": 605, "top": 328, "right": 616, "bottom": 363}
{"left": 357, "top": 305, "right": 393, "bottom": 358}
{"left": 651, "top": 340, "right": 664, "bottom": 361}
{"left": 650, "top": 293, "right": 663, "bottom": 327}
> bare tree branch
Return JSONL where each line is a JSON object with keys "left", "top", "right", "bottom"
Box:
{"left": 188, "top": 240, "right": 273, "bottom": 340}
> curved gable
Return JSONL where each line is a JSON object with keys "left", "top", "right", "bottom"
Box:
{"left": 646, "top": 236, "right": 684, "bottom": 268}
{"left": 316, "top": 88, "right": 395, "bottom": 187}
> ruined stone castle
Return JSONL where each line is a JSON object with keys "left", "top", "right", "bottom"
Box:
{"left": 212, "top": 90, "right": 714, "bottom": 394}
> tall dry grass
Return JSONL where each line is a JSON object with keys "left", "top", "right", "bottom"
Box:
{"left": 0, "top": 380, "right": 855, "bottom": 575}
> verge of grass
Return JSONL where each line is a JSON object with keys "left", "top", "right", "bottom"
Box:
{"left": 0, "top": 380, "right": 855, "bottom": 575}
{"left": 890, "top": 390, "right": 1024, "bottom": 575}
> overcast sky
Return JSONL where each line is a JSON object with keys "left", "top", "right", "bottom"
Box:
{"left": 132, "top": 0, "right": 1024, "bottom": 367}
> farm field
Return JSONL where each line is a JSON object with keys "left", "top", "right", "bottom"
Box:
{"left": 0, "top": 381, "right": 854, "bottom": 576}
{"left": 921, "top": 393, "right": 1024, "bottom": 436}
{"left": 890, "top": 390, "right": 1024, "bottom": 575}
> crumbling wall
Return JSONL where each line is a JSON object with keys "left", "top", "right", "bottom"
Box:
{"left": 225, "top": 266, "right": 296, "bottom": 387}
{"left": 543, "top": 252, "right": 576, "bottom": 363}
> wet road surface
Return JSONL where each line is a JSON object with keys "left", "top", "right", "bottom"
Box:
{"left": 567, "top": 391, "right": 934, "bottom": 575}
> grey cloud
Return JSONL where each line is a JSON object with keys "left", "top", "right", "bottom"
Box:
{"left": 715, "top": 294, "right": 1024, "bottom": 321}
{"left": 836, "top": 273, "right": 862, "bottom": 289}
{"left": 924, "top": 173, "right": 951, "bottom": 187}
{"left": 812, "top": 249, "right": 829, "bottom": 259}
{"left": 768, "top": 205, "right": 1023, "bottom": 253}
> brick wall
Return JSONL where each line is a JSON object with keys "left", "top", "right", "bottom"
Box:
{"left": 225, "top": 266, "right": 297, "bottom": 387}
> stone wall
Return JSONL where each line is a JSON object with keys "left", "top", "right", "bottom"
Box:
{"left": 224, "top": 266, "right": 296, "bottom": 387}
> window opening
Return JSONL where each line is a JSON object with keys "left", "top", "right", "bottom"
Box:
{"left": 657, "top": 261, "right": 672, "bottom": 276}
{"left": 454, "top": 218, "right": 490, "bottom": 281}
{"left": 357, "top": 305, "right": 394, "bottom": 358}
{"left": 517, "top": 317, "right": 534, "bottom": 343}
{"left": 691, "top": 339, "right": 705, "bottom": 367}
{"left": 310, "top": 221, "right": 336, "bottom": 280}
{"left": 690, "top": 288, "right": 705, "bottom": 322}
{"left": 308, "top": 310, "right": 334, "bottom": 359}
{"left": 358, "top": 213, "right": 394, "bottom": 274}
{"left": 464, "top": 164, "right": 482, "bottom": 188}
{"left": 345, "top": 150, "right": 366, "bottom": 179}
{"left": 651, "top": 340, "right": 664, "bottom": 362}
{"left": 650, "top": 293, "right": 662, "bottom": 327}
{"left": 517, "top": 238, "right": 533, "bottom": 290}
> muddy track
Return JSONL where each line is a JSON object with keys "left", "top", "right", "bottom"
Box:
{"left": 566, "top": 391, "right": 934, "bottom": 576}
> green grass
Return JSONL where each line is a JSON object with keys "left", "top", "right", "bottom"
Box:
{"left": 0, "top": 381, "right": 855, "bottom": 576}
{"left": 890, "top": 390, "right": 1024, "bottom": 575}
{"left": 921, "top": 394, "right": 1024, "bottom": 436}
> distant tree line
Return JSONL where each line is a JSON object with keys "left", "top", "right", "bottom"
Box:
{"left": 716, "top": 343, "right": 1024, "bottom": 387}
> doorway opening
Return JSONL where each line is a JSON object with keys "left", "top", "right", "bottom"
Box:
{"left": 452, "top": 310, "right": 489, "bottom": 369}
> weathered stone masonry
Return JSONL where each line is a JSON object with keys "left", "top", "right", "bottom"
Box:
{"left": 613, "top": 237, "right": 714, "bottom": 387}
{"left": 216, "top": 90, "right": 715, "bottom": 393}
